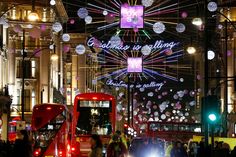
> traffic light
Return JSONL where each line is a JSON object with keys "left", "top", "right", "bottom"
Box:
{"left": 202, "top": 95, "right": 220, "bottom": 124}
{"left": 124, "top": 123, "right": 128, "bottom": 135}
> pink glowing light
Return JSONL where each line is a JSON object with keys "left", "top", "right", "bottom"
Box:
{"left": 120, "top": 5, "right": 144, "bottom": 28}
{"left": 127, "top": 57, "right": 143, "bottom": 73}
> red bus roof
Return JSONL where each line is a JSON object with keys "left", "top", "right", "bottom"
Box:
{"left": 31, "top": 103, "right": 66, "bottom": 131}
{"left": 75, "top": 92, "right": 115, "bottom": 101}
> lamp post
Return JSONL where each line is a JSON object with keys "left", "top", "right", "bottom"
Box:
{"left": 21, "top": 29, "right": 25, "bottom": 121}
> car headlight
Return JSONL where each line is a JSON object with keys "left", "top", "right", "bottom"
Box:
{"left": 146, "top": 152, "right": 159, "bottom": 157}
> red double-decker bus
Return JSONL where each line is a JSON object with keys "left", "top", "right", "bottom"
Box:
{"left": 147, "top": 121, "right": 202, "bottom": 142}
{"left": 31, "top": 103, "right": 71, "bottom": 157}
{"left": 71, "top": 93, "right": 116, "bottom": 157}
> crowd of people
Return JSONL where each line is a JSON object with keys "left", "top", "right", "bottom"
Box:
{"left": 88, "top": 131, "right": 236, "bottom": 157}
{"left": 1, "top": 129, "right": 236, "bottom": 157}
{"left": 0, "top": 130, "right": 32, "bottom": 157}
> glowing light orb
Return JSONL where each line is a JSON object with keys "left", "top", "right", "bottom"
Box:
{"left": 70, "top": 19, "right": 75, "bottom": 24}
{"left": 40, "top": 24, "right": 46, "bottom": 31}
{"left": 179, "top": 78, "right": 184, "bottom": 82}
{"left": 85, "top": 16, "right": 92, "bottom": 24}
{"left": 165, "top": 49, "right": 173, "bottom": 55}
{"left": 207, "top": 50, "right": 215, "bottom": 60}
{"left": 218, "top": 24, "right": 223, "bottom": 29}
{"left": 140, "top": 88, "right": 145, "bottom": 92}
{"left": 62, "top": 33, "right": 70, "bottom": 42}
{"left": 75, "top": 44, "right": 86, "bottom": 55}
{"left": 141, "top": 45, "right": 151, "bottom": 55}
{"left": 77, "top": 8, "right": 88, "bottom": 19}
{"left": 192, "top": 18, "right": 203, "bottom": 26}
{"left": 161, "top": 114, "right": 166, "bottom": 120}
{"left": 176, "top": 23, "right": 186, "bottom": 33}
{"left": 154, "top": 112, "right": 159, "bottom": 116}
{"left": 103, "top": 10, "right": 108, "bottom": 16}
{"left": 50, "top": 0, "right": 56, "bottom": 6}
{"left": 181, "top": 11, "right": 188, "bottom": 18}
{"left": 63, "top": 45, "right": 70, "bottom": 53}
{"left": 52, "top": 22, "right": 62, "bottom": 32}
{"left": 189, "top": 101, "right": 196, "bottom": 106}
{"left": 207, "top": 2, "right": 217, "bottom": 12}
{"left": 141, "top": 0, "right": 154, "bottom": 7}
{"left": 49, "top": 44, "right": 54, "bottom": 50}
{"left": 148, "top": 92, "right": 154, "bottom": 97}
{"left": 153, "top": 21, "right": 165, "bottom": 34}
{"left": 110, "top": 35, "right": 122, "bottom": 47}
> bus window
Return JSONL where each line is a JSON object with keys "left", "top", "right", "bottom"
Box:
{"left": 76, "top": 101, "right": 112, "bottom": 135}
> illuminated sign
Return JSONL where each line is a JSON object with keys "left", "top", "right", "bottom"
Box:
{"left": 120, "top": 5, "right": 144, "bottom": 28}
{"left": 105, "top": 79, "right": 165, "bottom": 90}
{"left": 127, "top": 57, "right": 143, "bottom": 73}
{"left": 87, "top": 37, "right": 179, "bottom": 51}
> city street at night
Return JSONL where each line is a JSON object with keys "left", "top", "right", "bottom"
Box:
{"left": 0, "top": 0, "right": 236, "bottom": 157}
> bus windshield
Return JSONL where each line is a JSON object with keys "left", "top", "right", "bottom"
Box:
{"left": 76, "top": 100, "right": 112, "bottom": 135}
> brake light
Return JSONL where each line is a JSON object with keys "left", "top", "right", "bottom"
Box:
{"left": 34, "top": 150, "right": 40, "bottom": 156}
{"left": 92, "top": 97, "right": 97, "bottom": 100}
{"left": 46, "top": 107, "right": 52, "bottom": 110}
{"left": 59, "top": 151, "right": 63, "bottom": 156}
{"left": 72, "top": 147, "right": 75, "bottom": 151}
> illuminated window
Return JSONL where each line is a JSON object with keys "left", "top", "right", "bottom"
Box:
{"left": 234, "top": 123, "right": 236, "bottom": 134}
{"left": 31, "top": 60, "right": 36, "bottom": 78}
{"left": 32, "top": 90, "right": 35, "bottom": 109}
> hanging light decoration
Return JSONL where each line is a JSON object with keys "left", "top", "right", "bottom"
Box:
{"left": 85, "top": 16, "right": 93, "bottom": 24}
{"left": 50, "top": 0, "right": 56, "bottom": 6}
{"left": 142, "top": 0, "right": 154, "bottom": 7}
{"left": 207, "top": 50, "right": 215, "bottom": 60}
{"left": 62, "top": 33, "right": 70, "bottom": 42}
{"left": 207, "top": 1, "right": 217, "bottom": 12}
{"left": 52, "top": 22, "right": 62, "bottom": 32}
{"left": 75, "top": 44, "right": 86, "bottom": 55}
{"left": 176, "top": 23, "right": 186, "bottom": 33}
{"left": 77, "top": 8, "right": 88, "bottom": 19}
{"left": 187, "top": 46, "right": 196, "bottom": 54}
{"left": 141, "top": 45, "right": 151, "bottom": 55}
{"left": 110, "top": 35, "right": 121, "bottom": 47}
{"left": 153, "top": 21, "right": 165, "bottom": 34}
{"left": 103, "top": 10, "right": 108, "bottom": 16}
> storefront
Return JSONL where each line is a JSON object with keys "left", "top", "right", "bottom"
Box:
{"left": 0, "top": 95, "right": 11, "bottom": 141}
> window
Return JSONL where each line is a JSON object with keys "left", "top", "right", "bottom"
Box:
{"left": 31, "top": 60, "right": 36, "bottom": 78}
{"left": 24, "top": 90, "right": 31, "bottom": 112}
{"left": 16, "top": 60, "right": 32, "bottom": 78}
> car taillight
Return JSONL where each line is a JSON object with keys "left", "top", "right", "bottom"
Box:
{"left": 71, "top": 147, "right": 75, "bottom": 151}
{"left": 59, "top": 151, "right": 63, "bottom": 156}
{"left": 34, "top": 150, "right": 40, "bottom": 156}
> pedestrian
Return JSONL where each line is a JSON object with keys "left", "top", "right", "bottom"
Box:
{"left": 107, "top": 134, "right": 128, "bottom": 157}
{"left": 88, "top": 134, "right": 103, "bottom": 157}
{"left": 170, "top": 141, "right": 188, "bottom": 157}
{"left": 12, "top": 130, "right": 32, "bottom": 157}
{"left": 230, "top": 146, "right": 236, "bottom": 157}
